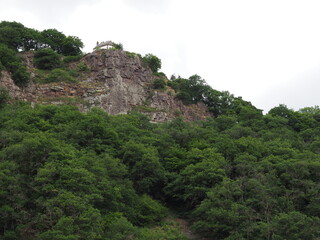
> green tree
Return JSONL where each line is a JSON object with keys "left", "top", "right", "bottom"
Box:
{"left": 169, "top": 74, "right": 210, "bottom": 104}
{"left": 0, "top": 21, "right": 26, "bottom": 50}
{"left": 0, "top": 21, "right": 42, "bottom": 51}
{"left": 41, "top": 29, "right": 66, "bottom": 54}
{"left": 191, "top": 180, "right": 247, "bottom": 239}
{"left": 61, "top": 36, "right": 83, "bottom": 56}
{"left": 270, "top": 212, "right": 320, "bottom": 240}
{"left": 34, "top": 48, "right": 62, "bottom": 70}
{"left": 142, "top": 53, "right": 161, "bottom": 73}
{"left": 166, "top": 152, "right": 227, "bottom": 207}
{"left": 0, "top": 87, "right": 9, "bottom": 108}
{"left": 152, "top": 78, "right": 166, "bottom": 89}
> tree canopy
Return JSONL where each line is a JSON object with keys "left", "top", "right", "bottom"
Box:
{"left": 142, "top": 54, "right": 161, "bottom": 73}
{"left": 0, "top": 100, "right": 320, "bottom": 239}
{"left": 0, "top": 21, "right": 84, "bottom": 86}
{"left": 0, "top": 21, "right": 83, "bottom": 55}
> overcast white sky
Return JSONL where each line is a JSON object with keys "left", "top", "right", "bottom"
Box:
{"left": 1, "top": 0, "right": 320, "bottom": 112}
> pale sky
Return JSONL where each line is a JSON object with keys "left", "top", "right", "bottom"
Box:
{"left": 1, "top": 0, "right": 320, "bottom": 112}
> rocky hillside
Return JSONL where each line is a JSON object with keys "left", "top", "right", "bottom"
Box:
{"left": 0, "top": 49, "right": 210, "bottom": 122}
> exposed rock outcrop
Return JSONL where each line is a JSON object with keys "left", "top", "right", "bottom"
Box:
{"left": 0, "top": 49, "right": 211, "bottom": 122}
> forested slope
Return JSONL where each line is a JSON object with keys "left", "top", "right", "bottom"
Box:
{"left": 1, "top": 21, "right": 320, "bottom": 240}
{"left": 0, "top": 100, "right": 320, "bottom": 239}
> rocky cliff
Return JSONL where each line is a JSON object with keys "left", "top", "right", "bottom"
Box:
{"left": 0, "top": 49, "right": 211, "bottom": 122}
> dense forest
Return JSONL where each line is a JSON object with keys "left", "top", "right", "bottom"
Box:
{"left": 1, "top": 21, "right": 320, "bottom": 240}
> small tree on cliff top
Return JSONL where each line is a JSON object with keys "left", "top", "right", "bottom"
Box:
{"left": 142, "top": 53, "right": 161, "bottom": 73}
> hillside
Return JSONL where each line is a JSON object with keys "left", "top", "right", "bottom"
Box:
{"left": 1, "top": 21, "right": 320, "bottom": 240}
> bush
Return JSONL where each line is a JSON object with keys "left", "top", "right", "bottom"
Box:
{"left": 9, "top": 62, "right": 30, "bottom": 86}
{"left": 45, "top": 69, "right": 77, "bottom": 83}
{"left": 152, "top": 78, "right": 166, "bottom": 89}
{"left": 0, "top": 61, "right": 4, "bottom": 71}
{"left": 77, "top": 62, "right": 90, "bottom": 72}
{"left": 104, "top": 215, "right": 137, "bottom": 240}
{"left": 142, "top": 54, "right": 161, "bottom": 73}
{"left": 154, "top": 72, "right": 167, "bottom": 78}
{"left": 135, "top": 195, "right": 167, "bottom": 225}
{"left": 34, "top": 48, "right": 62, "bottom": 70}
{"left": 0, "top": 87, "right": 9, "bottom": 107}
{"left": 113, "top": 42, "right": 123, "bottom": 50}
{"left": 0, "top": 43, "right": 30, "bottom": 86}
{"left": 137, "top": 220, "right": 188, "bottom": 240}
{"left": 63, "top": 55, "right": 82, "bottom": 64}
{"left": 125, "top": 51, "right": 137, "bottom": 58}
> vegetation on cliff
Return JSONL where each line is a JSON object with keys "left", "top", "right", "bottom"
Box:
{"left": 0, "top": 21, "right": 83, "bottom": 86}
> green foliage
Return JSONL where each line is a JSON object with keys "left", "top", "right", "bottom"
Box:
{"left": 34, "top": 48, "right": 62, "bottom": 70}
{"left": 0, "top": 43, "right": 30, "bottom": 86}
{"left": 142, "top": 53, "right": 161, "bottom": 73}
{"left": 62, "top": 55, "right": 82, "bottom": 64}
{"left": 125, "top": 51, "right": 138, "bottom": 58}
{"left": 0, "top": 87, "right": 9, "bottom": 107}
{"left": 153, "top": 71, "right": 167, "bottom": 78}
{"left": 152, "top": 78, "right": 166, "bottom": 89}
{"left": 169, "top": 74, "right": 211, "bottom": 104}
{"left": 169, "top": 74, "right": 263, "bottom": 119}
{"left": 41, "top": 29, "right": 83, "bottom": 56}
{"left": 112, "top": 42, "right": 123, "bottom": 50}
{"left": 104, "top": 215, "right": 136, "bottom": 240}
{"left": 44, "top": 69, "right": 77, "bottom": 83}
{"left": 61, "top": 36, "right": 83, "bottom": 56}
{"left": 0, "top": 21, "right": 83, "bottom": 56}
{"left": 136, "top": 219, "right": 188, "bottom": 240}
{"left": 0, "top": 21, "right": 41, "bottom": 51}
{"left": 0, "top": 61, "right": 4, "bottom": 72}
{"left": 0, "top": 54, "right": 320, "bottom": 240}
{"left": 77, "top": 62, "right": 90, "bottom": 72}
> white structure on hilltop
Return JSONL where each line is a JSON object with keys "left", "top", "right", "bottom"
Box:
{"left": 94, "top": 41, "right": 114, "bottom": 50}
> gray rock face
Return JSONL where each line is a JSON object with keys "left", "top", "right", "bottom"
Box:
{"left": 0, "top": 49, "right": 211, "bottom": 122}
{"left": 148, "top": 91, "right": 209, "bottom": 122}
{"left": 81, "top": 50, "right": 154, "bottom": 115}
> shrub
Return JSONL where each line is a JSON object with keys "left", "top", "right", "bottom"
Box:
{"left": 142, "top": 54, "right": 161, "bottom": 73}
{"left": 154, "top": 72, "right": 167, "bottom": 78}
{"left": 0, "top": 86, "right": 9, "bottom": 107}
{"left": 45, "top": 69, "right": 77, "bottom": 83}
{"left": 125, "top": 51, "right": 137, "bottom": 58}
{"left": 0, "top": 43, "right": 30, "bottom": 86}
{"left": 9, "top": 62, "right": 30, "bottom": 86}
{"left": 104, "top": 215, "right": 137, "bottom": 240}
{"left": 152, "top": 78, "right": 166, "bottom": 89}
{"left": 112, "top": 42, "right": 123, "bottom": 50}
{"left": 63, "top": 55, "right": 82, "bottom": 64}
{"left": 135, "top": 195, "right": 167, "bottom": 225}
{"left": 34, "top": 48, "right": 62, "bottom": 70}
{"left": 77, "top": 62, "right": 90, "bottom": 72}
